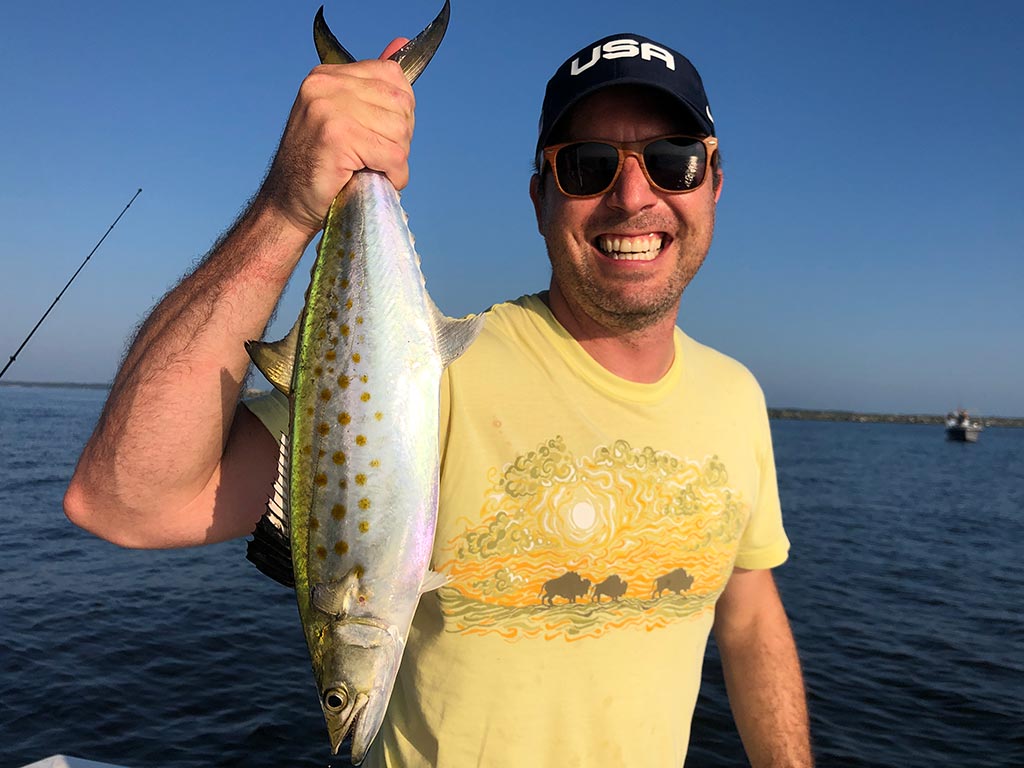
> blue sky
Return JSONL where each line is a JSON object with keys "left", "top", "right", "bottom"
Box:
{"left": 2, "top": 1, "right": 1022, "bottom": 416}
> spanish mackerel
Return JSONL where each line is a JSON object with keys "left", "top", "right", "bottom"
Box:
{"left": 245, "top": 2, "right": 480, "bottom": 761}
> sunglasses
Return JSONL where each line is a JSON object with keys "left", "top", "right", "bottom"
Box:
{"left": 541, "top": 134, "right": 718, "bottom": 198}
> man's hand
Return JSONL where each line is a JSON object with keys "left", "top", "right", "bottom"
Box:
{"left": 258, "top": 38, "right": 414, "bottom": 243}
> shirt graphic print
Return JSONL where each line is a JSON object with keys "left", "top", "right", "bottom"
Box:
{"left": 434, "top": 435, "right": 749, "bottom": 642}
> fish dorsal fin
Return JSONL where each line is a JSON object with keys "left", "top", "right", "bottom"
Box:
{"left": 245, "top": 316, "right": 300, "bottom": 396}
{"left": 313, "top": 6, "right": 357, "bottom": 65}
{"left": 311, "top": 568, "right": 363, "bottom": 616}
{"left": 428, "top": 298, "right": 484, "bottom": 369}
{"left": 419, "top": 569, "right": 450, "bottom": 594}
{"left": 313, "top": 1, "right": 450, "bottom": 85}
{"left": 246, "top": 435, "right": 294, "bottom": 587}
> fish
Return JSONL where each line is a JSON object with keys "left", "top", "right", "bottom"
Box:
{"left": 244, "top": 1, "right": 481, "bottom": 762}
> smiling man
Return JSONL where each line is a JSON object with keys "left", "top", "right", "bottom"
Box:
{"left": 66, "top": 29, "right": 812, "bottom": 768}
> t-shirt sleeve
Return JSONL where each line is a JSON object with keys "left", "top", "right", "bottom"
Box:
{"left": 733, "top": 393, "right": 790, "bottom": 570}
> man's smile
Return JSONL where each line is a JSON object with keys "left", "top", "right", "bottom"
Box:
{"left": 595, "top": 232, "right": 666, "bottom": 262}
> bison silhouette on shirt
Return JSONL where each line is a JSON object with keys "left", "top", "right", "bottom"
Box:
{"left": 539, "top": 571, "right": 591, "bottom": 605}
{"left": 591, "top": 574, "right": 628, "bottom": 602}
{"left": 651, "top": 567, "right": 694, "bottom": 598}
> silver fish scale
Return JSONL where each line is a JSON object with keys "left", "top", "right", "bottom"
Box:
{"left": 292, "top": 172, "right": 443, "bottom": 626}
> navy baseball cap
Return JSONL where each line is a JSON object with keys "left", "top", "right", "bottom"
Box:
{"left": 536, "top": 34, "right": 715, "bottom": 163}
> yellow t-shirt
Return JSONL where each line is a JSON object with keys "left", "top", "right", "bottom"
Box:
{"left": 246, "top": 293, "right": 789, "bottom": 767}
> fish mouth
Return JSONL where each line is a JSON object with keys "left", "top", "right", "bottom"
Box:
{"left": 594, "top": 232, "right": 666, "bottom": 262}
{"left": 327, "top": 691, "right": 369, "bottom": 757}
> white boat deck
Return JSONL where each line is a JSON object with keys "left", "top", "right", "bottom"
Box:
{"left": 19, "top": 757, "right": 135, "bottom": 768}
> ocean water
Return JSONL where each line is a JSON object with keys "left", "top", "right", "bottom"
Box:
{"left": 2, "top": 385, "right": 1022, "bottom": 768}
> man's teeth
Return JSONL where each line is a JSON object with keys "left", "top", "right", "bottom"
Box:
{"left": 598, "top": 234, "right": 663, "bottom": 261}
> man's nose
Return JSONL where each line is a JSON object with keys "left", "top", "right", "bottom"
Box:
{"left": 606, "top": 154, "right": 658, "bottom": 213}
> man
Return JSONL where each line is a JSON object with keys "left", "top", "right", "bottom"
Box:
{"left": 66, "top": 27, "right": 812, "bottom": 768}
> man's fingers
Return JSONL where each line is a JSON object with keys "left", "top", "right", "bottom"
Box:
{"left": 380, "top": 37, "right": 410, "bottom": 60}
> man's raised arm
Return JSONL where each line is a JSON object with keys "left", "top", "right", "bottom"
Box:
{"left": 65, "top": 45, "right": 413, "bottom": 548}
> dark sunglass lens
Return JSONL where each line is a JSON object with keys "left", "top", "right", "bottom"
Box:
{"left": 555, "top": 142, "right": 620, "bottom": 196}
{"left": 644, "top": 138, "right": 707, "bottom": 191}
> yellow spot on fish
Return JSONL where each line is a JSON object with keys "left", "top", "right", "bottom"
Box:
{"left": 317, "top": 329, "right": 326, "bottom": 340}
{"left": 315, "top": 473, "right": 327, "bottom": 487}
{"left": 334, "top": 540, "right": 349, "bottom": 555}
{"left": 341, "top": 324, "right": 350, "bottom": 337}
{"left": 327, "top": 309, "right": 338, "bottom": 320}
{"left": 345, "top": 299, "right": 353, "bottom": 310}
{"left": 317, "top": 423, "right": 330, "bottom": 436}
{"left": 359, "top": 498, "right": 371, "bottom": 510}
{"left": 314, "top": 366, "right": 323, "bottom": 377}
{"left": 348, "top": 250, "right": 356, "bottom": 261}
{"left": 356, "top": 435, "right": 367, "bottom": 446}
{"left": 332, "top": 451, "right": 346, "bottom": 465}
{"left": 340, "top": 278, "right": 350, "bottom": 289}
{"left": 359, "top": 375, "right": 368, "bottom": 384}
{"left": 302, "top": 444, "right": 312, "bottom": 455}
{"left": 370, "top": 459, "right": 380, "bottom": 468}
{"left": 320, "top": 389, "right": 332, "bottom": 401}
{"left": 338, "top": 375, "right": 350, "bottom": 389}
{"left": 359, "top": 521, "right": 370, "bottom": 533}
{"left": 316, "top": 546, "right": 327, "bottom": 560}
{"left": 318, "top": 449, "right": 325, "bottom": 458}
{"left": 326, "top": 350, "right": 336, "bottom": 361}
{"left": 331, "top": 504, "right": 346, "bottom": 520}
{"left": 356, "top": 317, "right": 364, "bottom": 325}
{"left": 374, "top": 412, "right": 383, "bottom": 421}
{"left": 310, "top": 517, "right": 320, "bottom": 531}
{"left": 306, "top": 407, "right": 315, "bottom": 416}
{"left": 352, "top": 353, "right": 361, "bottom": 363}
{"left": 355, "top": 474, "right": 367, "bottom": 485}
{"left": 338, "top": 412, "right": 351, "bottom": 425}
{"left": 361, "top": 392, "right": 371, "bottom": 402}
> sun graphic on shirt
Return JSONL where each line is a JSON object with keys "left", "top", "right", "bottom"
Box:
{"left": 566, "top": 500, "right": 597, "bottom": 539}
{"left": 434, "top": 437, "right": 748, "bottom": 639}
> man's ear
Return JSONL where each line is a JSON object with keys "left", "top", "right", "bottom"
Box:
{"left": 529, "top": 173, "right": 544, "bottom": 233}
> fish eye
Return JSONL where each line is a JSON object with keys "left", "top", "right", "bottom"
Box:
{"left": 323, "top": 686, "right": 350, "bottom": 712}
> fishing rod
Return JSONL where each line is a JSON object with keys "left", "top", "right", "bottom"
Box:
{"left": 1, "top": 188, "right": 142, "bottom": 381}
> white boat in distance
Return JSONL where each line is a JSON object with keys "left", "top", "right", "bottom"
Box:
{"left": 945, "top": 409, "right": 983, "bottom": 442}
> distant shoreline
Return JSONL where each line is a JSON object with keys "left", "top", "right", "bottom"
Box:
{"left": 768, "top": 408, "right": 1024, "bottom": 429}
{"left": 1, "top": 381, "right": 112, "bottom": 391}
{"left": 3, "top": 381, "right": 1021, "bottom": 427}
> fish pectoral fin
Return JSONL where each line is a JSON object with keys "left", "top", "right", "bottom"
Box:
{"left": 245, "top": 316, "right": 300, "bottom": 395}
{"left": 430, "top": 301, "right": 485, "bottom": 368}
{"left": 419, "top": 569, "right": 450, "bottom": 594}
{"left": 246, "top": 436, "right": 295, "bottom": 588}
{"left": 312, "top": 569, "right": 363, "bottom": 616}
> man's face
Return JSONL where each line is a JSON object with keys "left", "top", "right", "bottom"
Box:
{"left": 531, "top": 86, "right": 722, "bottom": 333}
